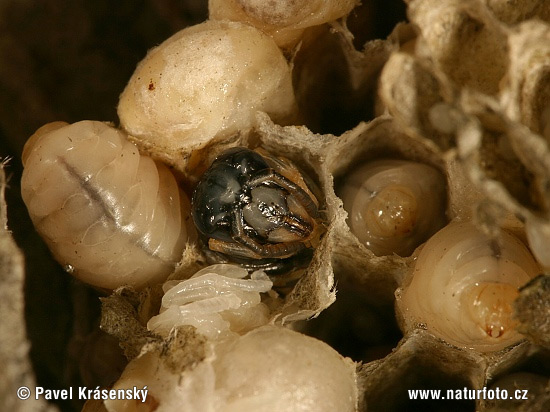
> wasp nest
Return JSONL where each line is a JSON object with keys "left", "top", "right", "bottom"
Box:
{"left": 6, "top": 0, "right": 550, "bottom": 411}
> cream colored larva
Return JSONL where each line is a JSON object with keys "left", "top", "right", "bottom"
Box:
{"left": 396, "top": 221, "right": 540, "bottom": 353}
{"left": 106, "top": 264, "right": 357, "bottom": 412}
{"left": 117, "top": 20, "right": 297, "bottom": 173}
{"left": 147, "top": 264, "right": 273, "bottom": 340}
{"left": 105, "top": 326, "right": 358, "bottom": 412}
{"left": 337, "top": 159, "right": 447, "bottom": 257}
{"left": 208, "top": 0, "right": 358, "bottom": 48}
{"left": 21, "top": 120, "right": 192, "bottom": 290}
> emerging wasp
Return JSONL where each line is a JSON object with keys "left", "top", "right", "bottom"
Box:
{"left": 192, "top": 147, "right": 324, "bottom": 275}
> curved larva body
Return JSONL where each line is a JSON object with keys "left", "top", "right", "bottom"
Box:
{"left": 396, "top": 221, "right": 540, "bottom": 353}
{"left": 118, "top": 20, "right": 296, "bottom": 169}
{"left": 337, "top": 159, "right": 447, "bottom": 257}
{"left": 21, "top": 120, "right": 191, "bottom": 290}
{"left": 210, "top": 326, "right": 357, "bottom": 412}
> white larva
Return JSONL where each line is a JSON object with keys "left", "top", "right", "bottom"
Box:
{"left": 106, "top": 263, "right": 357, "bottom": 412}
{"left": 106, "top": 327, "right": 357, "bottom": 412}
{"left": 21, "top": 120, "right": 192, "bottom": 290}
{"left": 337, "top": 159, "right": 447, "bottom": 257}
{"left": 396, "top": 221, "right": 541, "bottom": 353}
{"left": 147, "top": 264, "right": 273, "bottom": 340}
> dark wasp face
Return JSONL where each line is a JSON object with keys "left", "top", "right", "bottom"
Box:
{"left": 191, "top": 147, "right": 270, "bottom": 242}
{"left": 191, "top": 146, "right": 323, "bottom": 275}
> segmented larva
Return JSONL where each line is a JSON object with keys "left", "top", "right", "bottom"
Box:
{"left": 107, "top": 263, "right": 357, "bottom": 412}
{"left": 337, "top": 159, "right": 447, "bottom": 257}
{"left": 21, "top": 120, "right": 192, "bottom": 290}
{"left": 396, "top": 221, "right": 540, "bottom": 352}
{"left": 147, "top": 264, "right": 273, "bottom": 340}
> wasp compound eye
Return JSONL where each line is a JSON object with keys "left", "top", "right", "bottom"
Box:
{"left": 191, "top": 147, "right": 324, "bottom": 276}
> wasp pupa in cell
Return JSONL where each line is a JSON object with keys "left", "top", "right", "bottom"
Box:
{"left": 21, "top": 120, "right": 193, "bottom": 290}
{"left": 337, "top": 159, "right": 447, "bottom": 257}
{"left": 396, "top": 221, "right": 540, "bottom": 353}
{"left": 191, "top": 147, "right": 324, "bottom": 276}
{"left": 118, "top": 20, "right": 297, "bottom": 172}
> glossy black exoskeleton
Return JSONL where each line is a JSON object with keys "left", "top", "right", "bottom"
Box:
{"left": 191, "top": 147, "right": 322, "bottom": 275}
